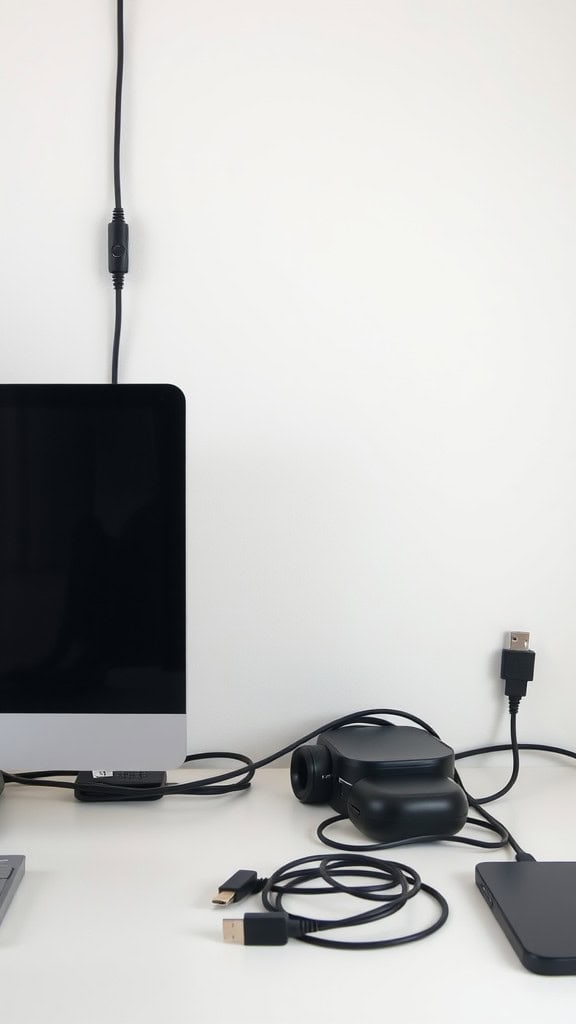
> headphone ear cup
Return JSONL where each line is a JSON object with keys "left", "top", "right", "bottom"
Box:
{"left": 290, "top": 744, "right": 332, "bottom": 803}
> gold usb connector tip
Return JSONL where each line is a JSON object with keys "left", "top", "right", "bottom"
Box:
{"left": 212, "top": 890, "right": 235, "bottom": 906}
{"left": 222, "top": 913, "right": 290, "bottom": 945}
{"left": 223, "top": 919, "right": 245, "bottom": 944}
{"left": 212, "top": 870, "right": 261, "bottom": 906}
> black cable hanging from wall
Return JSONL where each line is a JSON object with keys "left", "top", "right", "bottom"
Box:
{"left": 108, "top": 0, "right": 128, "bottom": 384}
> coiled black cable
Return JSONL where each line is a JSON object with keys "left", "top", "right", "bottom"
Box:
{"left": 260, "top": 853, "right": 449, "bottom": 950}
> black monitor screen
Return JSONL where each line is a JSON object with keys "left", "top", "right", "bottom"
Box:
{"left": 0, "top": 385, "right": 185, "bottom": 714}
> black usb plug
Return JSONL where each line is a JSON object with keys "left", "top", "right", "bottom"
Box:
{"left": 472, "top": 631, "right": 536, "bottom": 806}
{"left": 501, "top": 632, "right": 535, "bottom": 704}
{"left": 212, "top": 870, "right": 265, "bottom": 906}
{"left": 223, "top": 913, "right": 291, "bottom": 945}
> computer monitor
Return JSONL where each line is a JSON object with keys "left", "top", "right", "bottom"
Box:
{"left": 0, "top": 384, "right": 186, "bottom": 770}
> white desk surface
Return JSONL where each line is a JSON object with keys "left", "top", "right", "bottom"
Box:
{"left": 1, "top": 764, "right": 575, "bottom": 1024}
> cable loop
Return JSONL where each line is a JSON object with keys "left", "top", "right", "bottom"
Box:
{"left": 261, "top": 853, "right": 448, "bottom": 949}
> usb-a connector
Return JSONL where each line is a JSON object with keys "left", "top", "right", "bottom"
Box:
{"left": 501, "top": 632, "right": 535, "bottom": 701}
{"left": 508, "top": 631, "right": 530, "bottom": 651}
{"left": 223, "top": 913, "right": 291, "bottom": 945}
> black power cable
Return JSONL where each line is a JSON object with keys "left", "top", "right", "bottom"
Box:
{"left": 252, "top": 854, "right": 449, "bottom": 950}
{"left": 466, "top": 701, "right": 520, "bottom": 805}
{"left": 457, "top": 742, "right": 576, "bottom": 763}
{"left": 0, "top": 707, "right": 537, "bottom": 862}
{"left": 1, "top": 708, "right": 439, "bottom": 798}
{"left": 1, "top": 771, "right": 77, "bottom": 791}
{"left": 313, "top": 759, "right": 534, "bottom": 861}
{"left": 3, "top": 702, "right": 555, "bottom": 956}
{"left": 113, "top": 0, "right": 124, "bottom": 212}
{"left": 8, "top": 706, "right": 572, "bottom": 867}
{"left": 108, "top": 0, "right": 128, "bottom": 383}
{"left": 316, "top": 807, "right": 510, "bottom": 854}
{"left": 0, "top": 709, "right": 436, "bottom": 798}
{"left": 463, "top": 632, "right": 535, "bottom": 807}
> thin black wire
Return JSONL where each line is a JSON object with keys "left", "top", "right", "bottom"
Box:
{"left": 1, "top": 753, "right": 254, "bottom": 796}
{"left": 4, "top": 771, "right": 77, "bottom": 778}
{"left": 454, "top": 736, "right": 576, "bottom": 858}
{"left": 469, "top": 709, "right": 520, "bottom": 805}
{"left": 456, "top": 771, "right": 534, "bottom": 861}
{"left": 314, "top": 773, "right": 534, "bottom": 861}
{"left": 113, "top": 0, "right": 124, "bottom": 210}
{"left": 261, "top": 853, "right": 449, "bottom": 950}
{"left": 89, "top": 708, "right": 441, "bottom": 797}
{"left": 456, "top": 742, "right": 576, "bottom": 763}
{"left": 1, "top": 709, "right": 438, "bottom": 797}
{"left": 110, "top": 0, "right": 125, "bottom": 384}
{"left": 6, "top": 710, "right": 571, "bottom": 863}
{"left": 0, "top": 708, "right": 528, "bottom": 858}
{"left": 2, "top": 772, "right": 76, "bottom": 790}
{"left": 111, "top": 288, "right": 122, "bottom": 384}
{"left": 181, "top": 752, "right": 255, "bottom": 794}
{"left": 317, "top": 810, "right": 509, "bottom": 853}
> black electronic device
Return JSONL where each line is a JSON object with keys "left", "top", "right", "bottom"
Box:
{"left": 290, "top": 725, "right": 468, "bottom": 842}
{"left": 476, "top": 861, "right": 576, "bottom": 975}
{"left": 74, "top": 770, "right": 167, "bottom": 802}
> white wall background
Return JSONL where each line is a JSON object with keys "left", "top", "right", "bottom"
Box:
{"left": 1, "top": 0, "right": 575, "bottom": 759}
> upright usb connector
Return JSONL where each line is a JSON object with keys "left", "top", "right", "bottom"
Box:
{"left": 501, "top": 632, "right": 535, "bottom": 700}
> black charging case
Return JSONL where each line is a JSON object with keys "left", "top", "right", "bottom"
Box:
{"left": 347, "top": 776, "right": 468, "bottom": 842}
